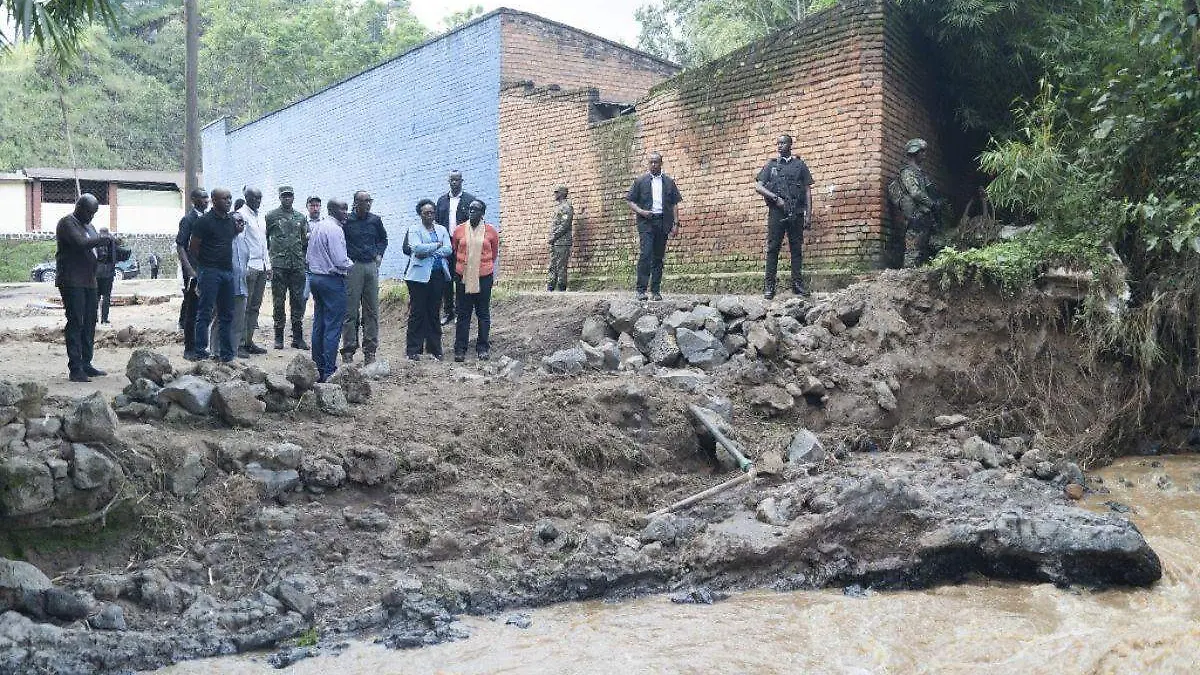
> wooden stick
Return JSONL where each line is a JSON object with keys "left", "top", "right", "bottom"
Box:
{"left": 648, "top": 469, "right": 757, "bottom": 519}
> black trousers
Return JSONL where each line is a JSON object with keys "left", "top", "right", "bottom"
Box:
{"left": 96, "top": 276, "right": 114, "bottom": 323}
{"left": 405, "top": 271, "right": 446, "bottom": 357}
{"left": 442, "top": 272, "right": 457, "bottom": 318}
{"left": 60, "top": 286, "right": 98, "bottom": 375}
{"left": 272, "top": 267, "right": 307, "bottom": 339}
{"left": 181, "top": 277, "right": 199, "bottom": 355}
{"left": 765, "top": 208, "right": 803, "bottom": 285}
{"left": 635, "top": 218, "right": 669, "bottom": 294}
{"left": 454, "top": 274, "right": 493, "bottom": 354}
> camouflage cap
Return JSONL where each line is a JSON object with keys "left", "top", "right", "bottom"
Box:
{"left": 553, "top": 184, "right": 568, "bottom": 193}
{"left": 278, "top": 185, "right": 295, "bottom": 196}
{"left": 905, "top": 138, "right": 928, "bottom": 154}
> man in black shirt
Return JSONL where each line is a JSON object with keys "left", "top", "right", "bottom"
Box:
{"left": 55, "top": 194, "right": 113, "bottom": 382}
{"left": 755, "top": 134, "right": 814, "bottom": 299}
{"left": 176, "top": 187, "right": 209, "bottom": 359}
{"left": 340, "top": 190, "right": 388, "bottom": 364}
{"left": 188, "top": 188, "right": 244, "bottom": 362}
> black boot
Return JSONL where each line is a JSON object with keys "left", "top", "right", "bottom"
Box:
{"left": 274, "top": 328, "right": 285, "bottom": 350}
{"left": 763, "top": 279, "right": 776, "bottom": 300}
{"left": 291, "top": 323, "right": 309, "bottom": 350}
{"left": 791, "top": 280, "right": 810, "bottom": 297}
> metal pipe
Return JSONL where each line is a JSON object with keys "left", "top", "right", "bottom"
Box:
{"left": 688, "top": 404, "right": 754, "bottom": 472}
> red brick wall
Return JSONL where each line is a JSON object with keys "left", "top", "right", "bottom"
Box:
{"left": 498, "top": 0, "right": 955, "bottom": 283}
{"left": 499, "top": 12, "right": 679, "bottom": 104}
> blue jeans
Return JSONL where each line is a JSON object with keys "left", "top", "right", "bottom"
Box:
{"left": 194, "top": 266, "right": 236, "bottom": 360}
{"left": 309, "top": 273, "right": 347, "bottom": 379}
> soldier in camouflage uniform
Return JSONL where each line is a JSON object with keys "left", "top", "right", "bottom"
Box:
{"left": 265, "top": 185, "right": 309, "bottom": 349}
{"left": 547, "top": 184, "right": 574, "bottom": 291}
{"left": 897, "top": 138, "right": 942, "bottom": 267}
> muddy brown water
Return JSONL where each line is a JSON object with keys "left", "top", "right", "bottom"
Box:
{"left": 156, "top": 456, "right": 1200, "bottom": 674}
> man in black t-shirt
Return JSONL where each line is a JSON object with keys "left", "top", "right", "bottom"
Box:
{"left": 754, "top": 134, "right": 814, "bottom": 299}
{"left": 187, "top": 187, "right": 244, "bottom": 361}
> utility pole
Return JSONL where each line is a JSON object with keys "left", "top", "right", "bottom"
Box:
{"left": 184, "top": 0, "right": 200, "bottom": 199}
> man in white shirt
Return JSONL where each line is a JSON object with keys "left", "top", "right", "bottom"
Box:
{"left": 237, "top": 187, "right": 271, "bottom": 354}
{"left": 626, "top": 152, "right": 682, "bottom": 301}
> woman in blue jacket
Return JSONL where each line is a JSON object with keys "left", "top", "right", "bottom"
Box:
{"left": 403, "top": 199, "right": 453, "bottom": 360}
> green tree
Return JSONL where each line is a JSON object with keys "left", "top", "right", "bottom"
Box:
{"left": 635, "top": 0, "right": 836, "bottom": 66}
{"left": 1, "top": 0, "right": 119, "bottom": 61}
{"left": 442, "top": 3, "right": 484, "bottom": 31}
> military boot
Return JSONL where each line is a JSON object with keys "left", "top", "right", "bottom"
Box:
{"left": 763, "top": 279, "right": 776, "bottom": 300}
{"left": 274, "top": 327, "right": 285, "bottom": 350}
{"left": 291, "top": 323, "right": 309, "bottom": 350}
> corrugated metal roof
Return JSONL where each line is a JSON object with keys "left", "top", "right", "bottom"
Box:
{"left": 22, "top": 168, "right": 186, "bottom": 187}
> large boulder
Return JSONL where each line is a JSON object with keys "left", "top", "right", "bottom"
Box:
{"left": 330, "top": 365, "right": 372, "bottom": 404}
{"left": 157, "top": 375, "right": 215, "bottom": 416}
{"left": 543, "top": 348, "right": 587, "bottom": 375}
{"left": 125, "top": 349, "right": 173, "bottom": 385}
{"left": 62, "top": 392, "right": 120, "bottom": 444}
{"left": 212, "top": 381, "right": 266, "bottom": 428}
{"left": 607, "top": 300, "right": 645, "bottom": 335}
{"left": 745, "top": 322, "right": 778, "bottom": 358}
{"left": 15, "top": 383, "right": 45, "bottom": 419}
{"left": 580, "top": 316, "right": 614, "bottom": 347}
{"left": 0, "top": 453, "right": 54, "bottom": 516}
{"left": 312, "top": 383, "right": 352, "bottom": 416}
{"left": 632, "top": 314, "right": 660, "bottom": 346}
{"left": 68, "top": 444, "right": 120, "bottom": 491}
{"left": 244, "top": 464, "right": 301, "bottom": 498}
{"left": 0, "top": 558, "right": 52, "bottom": 615}
{"left": 713, "top": 295, "right": 747, "bottom": 318}
{"left": 747, "top": 385, "right": 794, "bottom": 417}
{"left": 675, "top": 328, "right": 730, "bottom": 369}
{"left": 962, "top": 436, "right": 1010, "bottom": 469}
{"left": 580, "top": 341, "right": 619, "bottom": 371}
{"left": 663, "top": 310, "right": 701, "bottom": 333}
{"left": 250, "top": 443, "right": 303, "bottom": 471}
{"left": 344, "top": 446, "right": 399, "bottom": 486}
{"left": 647, "top": 329, "right": 681, "bottom": 367}
{"left": 167, "top": 449, "right": 207, "bottom": 498}
{"left": 285, "top": 354, "right": 320, "bottom": 393}
{"left": 690, "top": 305, "right": 726, "bottom": 339}
{"left": 122, "top": 378, "right": 162, "bottom": 405}
{"left": 787, "top": 429, "right": 826, "bottom": 464}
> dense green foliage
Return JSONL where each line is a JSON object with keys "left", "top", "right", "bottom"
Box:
{"left": 635, "top": 0, "right": 836, "bottom": 66}
{"left": 1, "top": 0, "right": 118, "bottom": 62}
{"left": 0, "top": 0, "right": 427, "bottom": 171}
{"left": 0, "top": 240, "right": 56, "bottom": 283}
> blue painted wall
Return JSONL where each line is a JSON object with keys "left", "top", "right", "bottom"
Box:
{"left": 201, "top": 16, "right": 502, "bottom": 279}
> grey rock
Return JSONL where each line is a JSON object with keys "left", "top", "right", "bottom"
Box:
{"left": 244, "top": 463, "right": 301, "bottom": 498}
{"left": 653, "top": 368, "right": 709, "bottom": 393}
{"left": 747, "top": 385, "right": 794, "bottom": 416}
{"left": 285, "top": 354, "right": 320, "bottom": 393}
{"left": 264, "top": 372, "right": 296, "bottom": 396}
{"left": 669, "top": 587, "right": 728, "bottom": 604}
{"left": 999, "top": 437, "right": 1028, "bottom": 457}
{"left": 157, "top": 375, "right": 215, "bottom": 415}
{"left": 723, "top": 334, "right": 748, "bottom": 353}
{"left": 360, "top": 359, "right": 392, "bottom": 380}
{"left": 663, "top": 309, "right": 701, "bottom": 332}
{"left": 632, "top": 314, "right": 660, "bottom": 346}
{"left": 787, "top": 429, "right": 826, "bottom": 464}
{"left": 962, "top": 436, "right": 1009, "bottom": 469}
{"left": 873, "top": 380, "right": 898, "bottom": 412}
{"left": 698, "top": 394, "right": 734, "bottom": 421}
{"left": 746, "top": 322, "right": 778, "bottom": 358}
{"left": 675, "top": 327, "right": 729, "bottom": 369}
{"left": 691, "top": 305, "right": 726, "bottom": 338}
{"left": 0, "top": 558, "right": 51, "bottom": 614}
{"left": 240, "top": 365, "right": 268, "bottom": 385}
{"left": 0, "top": 382, "right": 19, "bottom": 407}
{"left": 251, "top": 443, "right": 303, "bottom": 471}
{"left": 1020, "top": 448, "right": 1048, "bottom": 470}
{"left": 344, "top": 446, "right": 399, "bottom": 486}
{"left": 274, "top": 581, "right": 316, "bottom": 618}
{"left": 0, "top": 407, "right": 16, "bottom": 427}
{"left": 16, "top": 383, "right": 46, "bottom": 419}
{"left": 167, "top": 450, "right": 206, "bottom": 497}
{"left": 836, "top": 301, "right": 865, "bottom": 328}
{"left": 0, "top": 423, "right": 24, "bottom": 448}
{"left": 756, "top": 496, "right": 795, "bottom": 525}
{"left": 639, "top": 514, "right": 705, "bottom": 546}
{"left": 125, "top": 349, "right": 173, "bottom": 385}
{"left": 122, "top": 378, "right": 163, "bottom": 405}
{"left": 70, "top": 445, "right": 118, "bottom": 491}
{"left": 1034, "top": 461, "right": 1057, "bottom": 480}
{"left": 300, "top": 454, "right": 346, "bottom": 488}
{"left": 313, "top": 383, "right": 352, "bottom": 416}
{"left": 63, "top": 392, "right": 120, "bottom": 444}
{"left": 647, "top": 329, "right": 681, "bottom": 367}
{"left": 580, "top": 315, "right": 613, "bottom": 346}
{"left": 505, "top": 613, "right": 532, "bottom": 629}
{"left": 330, "top": 365, "right": 372, "bottom": 404}
{"left": 343, "top": 507, "right": 391, "bottom": 531}
{"left": 212, "top": 381, "right": 265, "bottom": 428}
{"left": 543, "top": 347, "right": 587, "bottom": 375}
{"left": 254, "top": 506, "right": 298, "bottom": 530}
{"left": 89, "top": 603, "right": 127, "bottom": 631}
{"left": 742, "top": 297, "right": 767, "bottom": 320}
{"left": 799, "top": 375, "right": 826, "bottom": 397}
{"left": 45, "top": 457, "right": 68, "bottom": 480}
{"left": 0, "top": 453, "right": 54, "bottom": 516}
{"left": 607, "top": 299, "right": 645, "bottom": 334}
{"left": 23, "top": 417, "right": 61, "bottom": 441}
{"left": 620, "top": 354, "right": 647, "bottom": 371}
{"left": 934, "top": 414, "right": 969, "bottom": 429}
{"left": 713, "top": 295, "right": 747, "bottom": 318}
{"left": 580, "top": 341, "right": 617, "bottom": 371}
{"left": 130, "top": 568, "right": 195, "bottom": 613}
{"left": 43, "top": 588, "right": 90, "bottom": 621}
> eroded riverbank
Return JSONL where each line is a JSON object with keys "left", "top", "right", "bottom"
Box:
{"left": 157, "top": 456, "right": 1200, "bottom": 674}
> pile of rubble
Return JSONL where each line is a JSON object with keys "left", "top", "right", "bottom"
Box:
{"left": 112, "top": 349, "right": 388, "bottom": 426}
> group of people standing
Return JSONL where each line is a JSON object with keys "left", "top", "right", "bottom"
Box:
{"left": 171, "top": 171, "right": 497, "bottom": 382}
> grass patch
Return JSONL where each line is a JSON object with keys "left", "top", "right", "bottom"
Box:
{"left": 0, "top": 240, "right": 55, "bottom": 283}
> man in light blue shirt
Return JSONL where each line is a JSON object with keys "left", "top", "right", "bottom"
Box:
{"left": 307, "top": 198, "right": 353, "bottom": 381}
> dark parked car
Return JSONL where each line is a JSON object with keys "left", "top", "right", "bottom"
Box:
{"left": 30, "top": 256, "right": 139, "bottom": 283}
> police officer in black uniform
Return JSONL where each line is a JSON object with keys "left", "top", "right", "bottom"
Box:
{"left": 754, "top": 134, "right": 814, "bottom": 299}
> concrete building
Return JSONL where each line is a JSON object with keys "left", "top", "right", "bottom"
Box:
{"left": 201, "top": 8, "right": 678, "bottom": 278}
{"left": 0, "top": 168, "right": 186, "bottom": 235}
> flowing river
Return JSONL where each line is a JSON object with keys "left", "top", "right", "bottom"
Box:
{"left": 157, "top": 456, "right": 1200, "bottom": 674}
